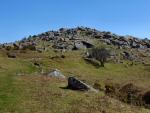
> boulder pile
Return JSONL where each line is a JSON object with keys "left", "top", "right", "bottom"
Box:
{"left": 1, "top": 27, "right": 150, "bottom": 52}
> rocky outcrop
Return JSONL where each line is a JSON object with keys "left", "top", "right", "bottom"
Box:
{"left": 1, "top": 27, "right": 150, "bottom": 52}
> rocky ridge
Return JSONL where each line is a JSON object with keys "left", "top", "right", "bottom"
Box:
{"left": 1, "top": 27, "right": 150, "bottom": 51}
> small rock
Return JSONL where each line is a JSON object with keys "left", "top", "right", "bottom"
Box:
{"left": 48, "top": 69, "right": 65, "bottom": 79}
{"left": 7, "top": 52, "right": 16, "bottom": 58}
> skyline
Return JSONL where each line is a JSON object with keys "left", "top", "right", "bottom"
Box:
{"left": 0, "top": 0, "right": 150, "bottom": 43}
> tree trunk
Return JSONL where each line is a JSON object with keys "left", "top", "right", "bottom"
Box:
{"left": 100, "top": 60, "right": 104, "bottom": 67}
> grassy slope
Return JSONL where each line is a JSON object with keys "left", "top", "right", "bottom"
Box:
{"left": 0, "top": 50, "right": 149, "bottom": 113}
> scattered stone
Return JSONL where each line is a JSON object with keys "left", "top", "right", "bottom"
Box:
{"left": 122, "top": 51, "right": 134, "bottom": 60}
{"left": 61, "top": 55, "right": 66, "bottom": 58}
{"left": 36, "top": 48, "right": 43, "bottom": 53}
{"left": 82, "top": 41, "right": 94, "bottom": 48}
{"left": 16, "top": 72, "right": 25, "bottom": 76}
{"left": 48, "top": 69, "right": 66, "bottom": 79}
{"left": 73, "top": 41, "right": 86, "bottom": 50}
{"left": 7, "top": 52, "right": 16, "bottom": 58}
{"left": 34, "top": 62, "right": 41, "bottom": 67}
{"left": 13, "top": 43, "right": 20, "bottom": 50}
{"left": 67, "top": 77, "right": 98, "bottom": 92}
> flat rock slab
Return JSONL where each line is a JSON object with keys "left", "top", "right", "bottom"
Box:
{"left": 68, "top": 77, "right": 98, "bottom": 92}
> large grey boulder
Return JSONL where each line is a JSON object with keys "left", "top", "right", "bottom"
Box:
{"left": 48, "top": 69, "right": 66, "bottom": 79}
{"left": 68, "top": 77, "right": 98, "bottom": 92}
{"left": 73, "top": 42, "right": 86, "bottom": 50}
{"left": 82, "top": 41, "right": 94, "bottom": 48}
{"left": 101, "top": 39, "right": 111, "bottom": 45}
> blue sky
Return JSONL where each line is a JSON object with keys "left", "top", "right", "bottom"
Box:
{"left": 0, "top": 0, "right": 150, "bottom": 43}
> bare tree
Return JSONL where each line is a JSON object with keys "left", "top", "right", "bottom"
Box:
{"left": 89, "top": 47, "right": 110, "bottom": 67}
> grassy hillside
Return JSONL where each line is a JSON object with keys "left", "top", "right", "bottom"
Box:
{"left": 0, "top": 49, "right": 150, "bottom": 113}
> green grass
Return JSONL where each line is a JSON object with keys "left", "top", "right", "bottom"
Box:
{"left": 0, "top": 50, "right": 149, "bottom": 113}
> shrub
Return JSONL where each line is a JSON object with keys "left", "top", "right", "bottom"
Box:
{"left": 89, "top": 47, "right": 110, "bottom": 67}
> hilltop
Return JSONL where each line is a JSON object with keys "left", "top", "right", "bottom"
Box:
{"left": 1, "top": 27, "right": 150, "bottom": 50}
{"left": 0, "top": 27, "right": 150, "bottom": 113}
{"left": 1, "top": 27, "right": 150, "bottom": 65}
